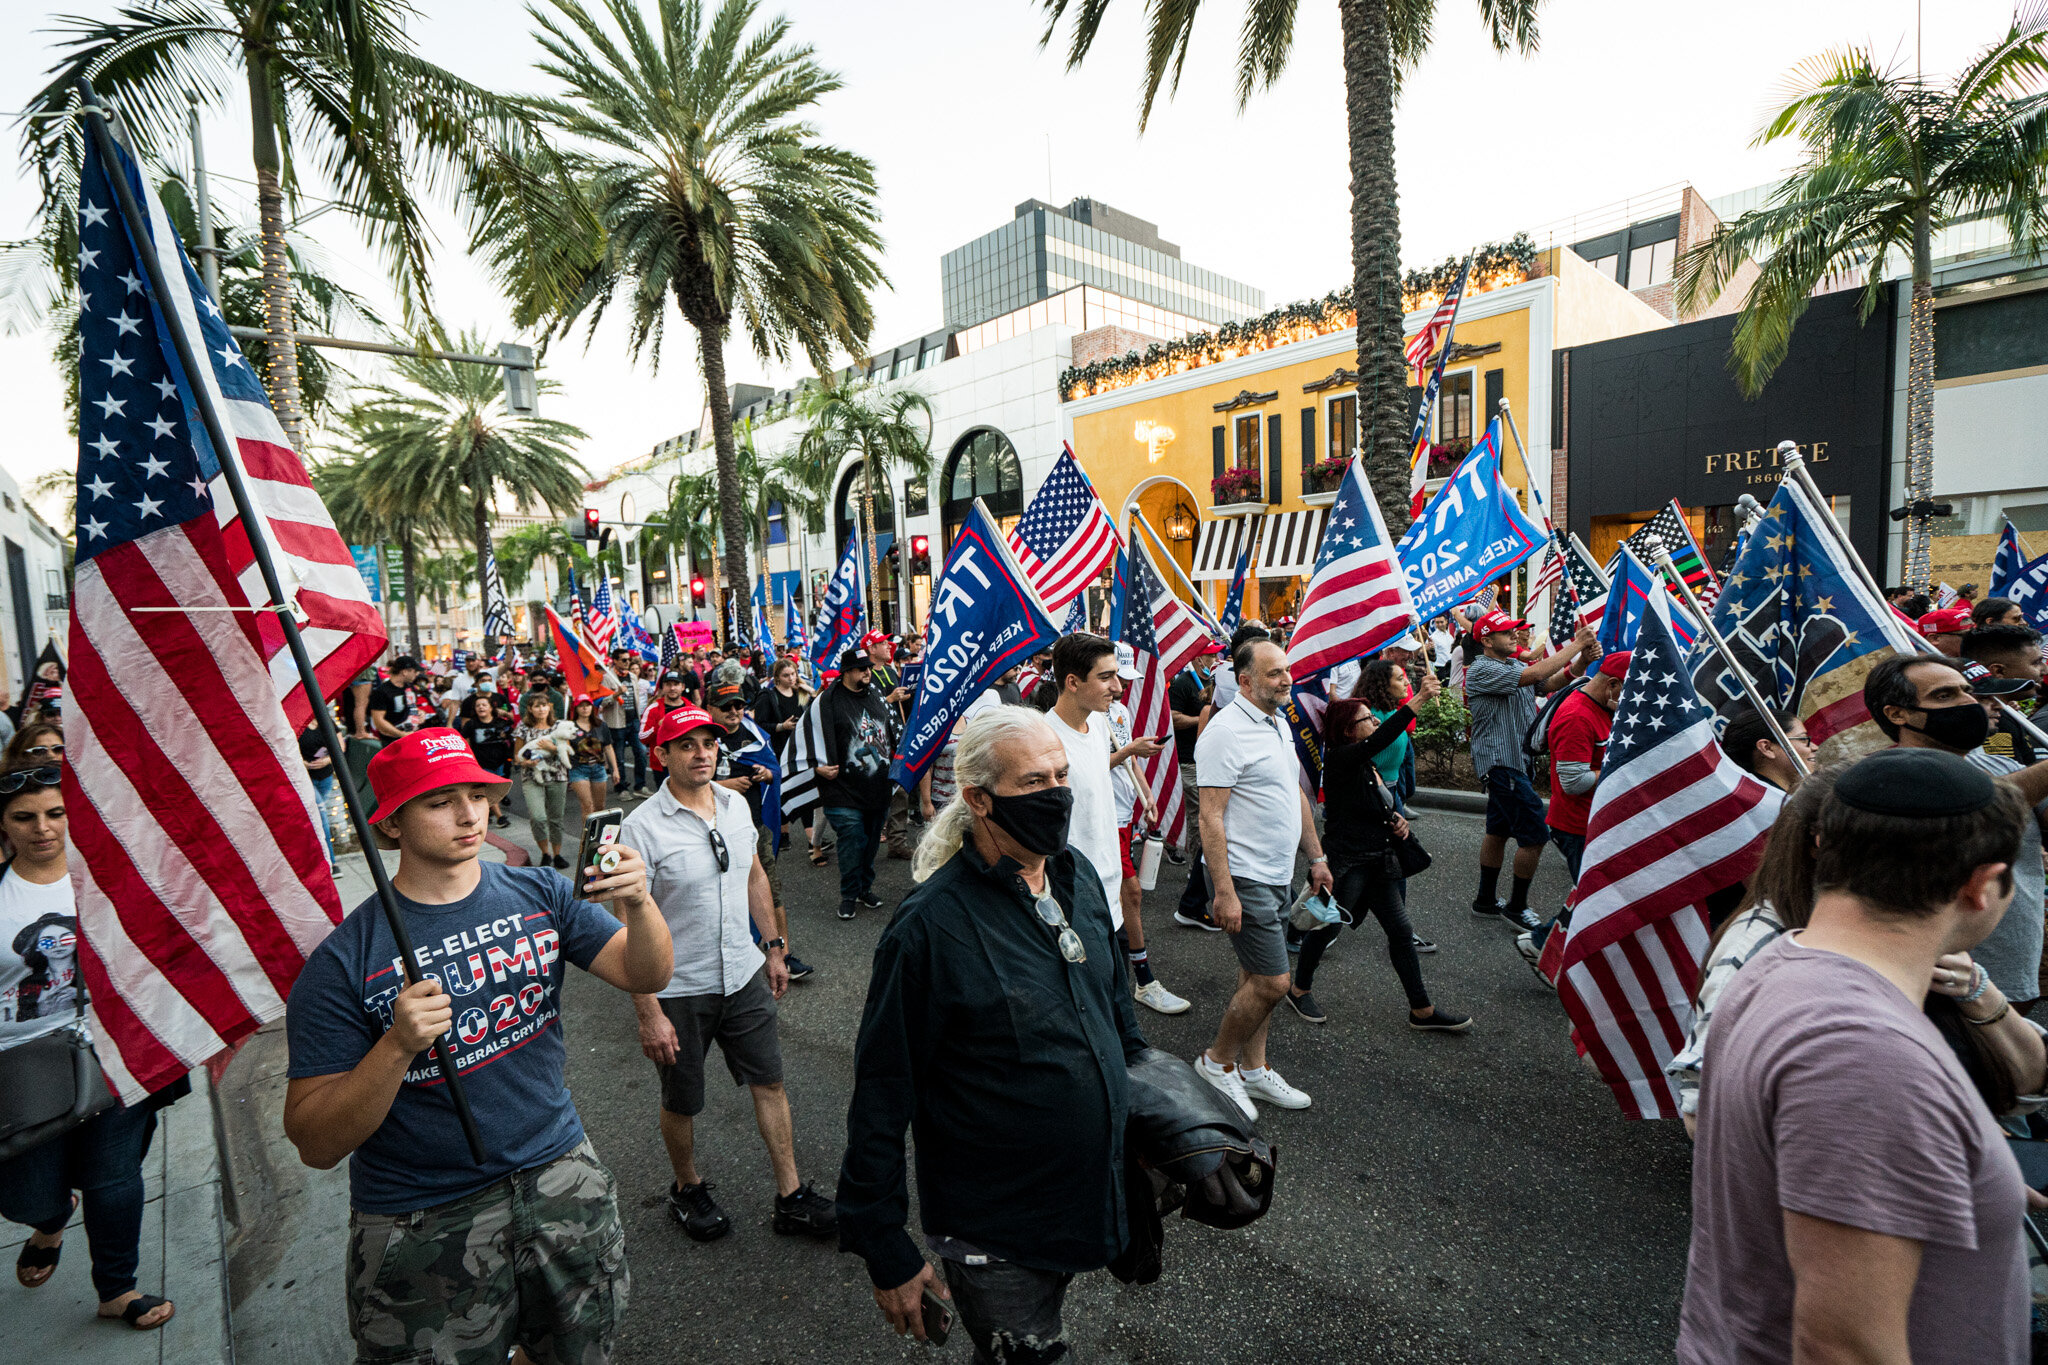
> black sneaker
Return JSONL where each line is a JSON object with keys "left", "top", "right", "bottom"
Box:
{"left": 1470, "top": 898, "right": 1505, "bottom": 920}
{"left": 668, "top": 1181, "right": 731, "bottom": 1242}
{"left": 1286, "top": 990, "right": 1327, "bottom": 1024}
{"left": 858, "top": 892, "right": 883, "bottom": 910}
{"left": 785, "top": 955, "right": 815, "bottom": 981}
{"left": 1411, "top": 933, "right": 1438, "bottom": 955}
{"left": 1163, "top": 846, "right": 1187, "bottom": 865}
{"left": 1173, "top": 909, "right": 1223, "bottom": 932}
{"left": 550, "top": 853, "right": 570, "bottom": 870}
{"left": 1409, "top": 1008, "right": 1472, "bottom": 1033}
{"left": 493, "top": 814, "right": 510, "bottom": 829}
{"left": 837, "top": 902, "right": 857, "bottom": 921}
{"left": 1501, "top": 905, "right": 1545, "bottom": 933}
{"left": 771, "top": 1182, "right": 838, "bottom": 1238}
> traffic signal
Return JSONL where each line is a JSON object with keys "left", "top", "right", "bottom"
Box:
{"left": 690, "top": 576, "right": 707, "bottom": 609}
{"left": 909, "top": 534, "right": 931, "bottom": 575}
{"left": 582, "top": 508, "right": 600, "bottom": 543}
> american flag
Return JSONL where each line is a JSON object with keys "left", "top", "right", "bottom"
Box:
{"left": 66, "top": 125, "right": 381, "bottom": 1101}
{"left": 1404, "top": 255, "right": 1474, "bottom": 519}
{"left": 660, "top": 620, "right": 682, "bottom": 670}
{"left": 1116, "top": 538, "right": 1208, "bottom": 844}
{"left": 1404, "top": 255, "right": 1472, "bottom": 381}
{"left": 1009, "top": 445, "right": 1120, "bottom": 615}
{"left": 1287, "top": 455, "right": 1420, "bottom": 681}
{"left": 482, "top": 545, "right": 514, "bottom": 642}
{"left": 1624, "top": 501, "right": 1719, "bottom": 608}
{"left": 1555, "top": 587, "right": 1780, "bottom": 1120}
{"left": 1561, "top": 533, "right": 1610, "bottom": 631}
{"left": 618, "top": 592, "right": 658, "bottom": 664}
{"left": 1218, "top": 515, "right": 1260, "bottom": 637}
{"left": 1529, "top": 533, "right": 1565, "bottom": 601}
{"left": 586, "top": 572, "right": 621, "bottom": 654}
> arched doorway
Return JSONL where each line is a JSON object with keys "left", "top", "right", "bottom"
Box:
{"left": 940, "top": 427, "right": 1024, "bottom": 553}
{"left": 834, "top": 461, "right": 900, "bottom": 633}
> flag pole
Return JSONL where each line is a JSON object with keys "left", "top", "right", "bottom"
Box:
{"left": 1779, "top": 442, "right": 2048, "bottom": 754}
{"left": 1568, "top": 531, "right": 1614, "bottom": 592}
{"left": 1129, "top": 508, "right": 1227, "bottom": 637}
{"left": 1642, "top": 534, "right": 1810, "bottom": 778}
{"left": 78, "top": 83, "right": 488, "bottom": 1165}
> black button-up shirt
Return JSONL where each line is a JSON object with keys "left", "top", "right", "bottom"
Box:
{"left": 836, "top": 841, "right": 1149, "bottom": 1288}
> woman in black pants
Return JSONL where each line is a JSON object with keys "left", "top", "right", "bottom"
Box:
{"left": 1287, "top": 696, "right": 1471, "bottom": 1032}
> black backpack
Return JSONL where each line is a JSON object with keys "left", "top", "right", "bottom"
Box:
{"left": 1523, "top": 676, "right": 1588, "bottom": 764}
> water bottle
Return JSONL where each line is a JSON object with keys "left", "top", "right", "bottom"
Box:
{"left": 1137, "top": 831, "right": 1165, "bottom": 891}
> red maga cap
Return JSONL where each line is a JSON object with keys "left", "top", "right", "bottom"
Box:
{"left": 652, "top": 705, "right": 721, "bottom": 746}
{"left": 366, "top": 727, "right": 510, "bottom": 824}
{"left": 1470, "top": 609, "right": 1534, "bottom": 639}
{"left": 1917, "top": 607, "right": 1974, "bottom": 636}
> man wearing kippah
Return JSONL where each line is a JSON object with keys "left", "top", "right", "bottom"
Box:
{"left": 1678, "top": 748, "right": 2036, "bottom": 1365}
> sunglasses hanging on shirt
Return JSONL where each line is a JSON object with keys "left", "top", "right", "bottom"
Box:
{"left": 1032, "top": 889, "right": 1087, "bottom": 964}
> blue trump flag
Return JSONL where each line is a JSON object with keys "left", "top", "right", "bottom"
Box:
{"left": 891, "top": 499, "right": 1062, "bottom": 792}
{"left": 810, "top": 532, "right": 866, "bottom": 674}
{"left": 1599, "top": 545, "right": 1701, "bottom": 656}
{"left": 1991, "top": 519, "right": 2048, "bottom": 630}
{"left": 1395, "top": 419, "right": 1545, "bottom": 623}
{"left": 752, "top": 577, "right": 778, "bottom": 666}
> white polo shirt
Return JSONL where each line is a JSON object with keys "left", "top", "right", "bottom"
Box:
{"left": 1053, "top": 708, "right": 1123, "bottom": 930}
{"left": 1193, "top": 696, "right": 1301, "bottom": 888}
{"left": 619, "top": 777, "right": 762, "bottom": 998}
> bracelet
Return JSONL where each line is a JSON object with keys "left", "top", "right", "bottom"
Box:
{"left": 1961, "top": 964, "right": 1991, "bottom": 1003}
{"left": 1965, "top": 999, "right": 2012, "bottom": 1027}
{"left": 1308, "top": 855, "right": 1328, "bottom": 865}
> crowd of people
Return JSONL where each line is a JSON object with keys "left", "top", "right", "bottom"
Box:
{"left": 4, "top": 579, "right": 2047, "bottom": 1363}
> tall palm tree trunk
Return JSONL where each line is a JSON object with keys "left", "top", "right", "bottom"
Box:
{"left": 1338, "top": 0, "right": 1414, "bottom": 533}
{"left": 695, "top": 323, "right": 752, "bottom": 634}
{"left": 861, "top": 454, "right": 881, "bottom": 630}
{"left": 244, "top": 54, "right": 308, "bottom": 453}
{"left": 1903, "top": 205, "right": 1936, "bottom": 590}
{"left": 400, "top": 534, "right": 422, "bottom": 658}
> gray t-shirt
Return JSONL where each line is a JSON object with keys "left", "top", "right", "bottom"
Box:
{"left": 1678, "top": 934, "right": 2027, "bottom": 1365}
{"left": 1462, "top": 654, "right": 1537, "bottom": 779}
{"left": 1965, "top": 747, "right": 2045, "bottom": 1003}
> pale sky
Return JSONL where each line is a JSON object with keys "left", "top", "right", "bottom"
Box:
{"left": 0, "top": 0, "right": 2010, "bottom": 520}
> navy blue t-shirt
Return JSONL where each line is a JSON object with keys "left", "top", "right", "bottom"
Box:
{"left": 285, "top": 862, "right": 621, "bottom": 1214}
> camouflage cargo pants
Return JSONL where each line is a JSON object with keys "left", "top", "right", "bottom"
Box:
{"left": 346, "top": 1140, "right": 630, "bottom": 1364}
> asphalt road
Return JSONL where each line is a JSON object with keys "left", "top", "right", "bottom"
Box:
{"left": 538, "top": 790, "right": 1696, "bottom": 1365}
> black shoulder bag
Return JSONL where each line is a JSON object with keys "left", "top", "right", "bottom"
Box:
{"left": 0, "top": 869, "right": 118, "bottom": 1163}
{"left": 1373, "top": 775, "right": 1432, "bottom": 878}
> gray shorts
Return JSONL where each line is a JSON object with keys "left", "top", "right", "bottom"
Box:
{"left": 654, "top": 968, "right": 783, "bottom": 1116}
{"left": 1229, "top": 879, "right": 1292, "bottom": 978}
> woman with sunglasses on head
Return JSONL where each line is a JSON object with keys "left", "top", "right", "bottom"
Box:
{"left": 4, "top": 721, "right": 64, "bottom": 769}
{"left": 0, "top": 765, "right": 183, "bottom": 1331}
{"left": 565, "top": 696, "right": 619, "bottom": 831}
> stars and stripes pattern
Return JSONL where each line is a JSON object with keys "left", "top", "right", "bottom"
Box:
{"left": 1117, "top": 537, "right": 1211, "bottom": 845}
{"left": 66, "top": 125, "right": 378, "bottom": 1101}
{"left": 482, "top": 546, "right": 514, "bottom": 642}
{"left": 1555, "top": 588, "right": 1781, "bottom": 1121}
{"left": 1990, "top": 519, "right": 2048, "bottom": 631}
{"left": 1287, "top": 454, "right": 1420, "bottom": 681}
{"left": 1561, "top": 533, "right": 1611, "bottom": 632}
{"left": 1218, "top": 515, "right": 1260, "bottom": 637}
{"left": 1624, "top": 500, "right": 1719, "bottom": 608}
{"left": 585, "top": 572, "right": 620, "bottom": 654}
{"left": 1404, "top": 255, "right": 1472, "bottom": 381}
{"left": 660, "top": 618, "right": 682, "bottom": 670}
{"left": 1008, "top": 445, "right": 1120, "bottom": 615}
{"left": 1529, "top": 533, "right": 1565, "bottom": 601}
{"left": 618, "top": 593, "right": 659, "bottom": 664}
{"left": 1405, "top": 254, "right": 1474, "bottom": 519}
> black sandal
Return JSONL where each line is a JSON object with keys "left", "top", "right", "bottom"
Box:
{"left": 112, "top": 1294, "right": 175, "bottom": 1330}
{"left": 16, "top": 1194, "right": 74, "bottom": 1287}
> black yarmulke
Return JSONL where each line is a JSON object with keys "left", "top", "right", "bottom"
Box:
{"left": 1835, "top": 748, "right": 1996, "bottom": 817}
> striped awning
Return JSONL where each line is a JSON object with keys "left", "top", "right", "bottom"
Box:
{"left": 1191, "top": 514, "right": 1262, "bottom": 581}
{"left": 1256, "top": 509, "right": 1330, "bottom": 578}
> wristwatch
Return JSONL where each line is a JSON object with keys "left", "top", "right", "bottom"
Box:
{"left": 765, "top": 937, "right": 787, "bottom": 951}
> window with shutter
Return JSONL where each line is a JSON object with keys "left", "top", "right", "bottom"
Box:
{"left": 1267, "top": 414, "right": 1283, "bottom": 504}
{"left": 1213, "top": 424, "right": 1225, "bottom": 482}
{"left": 1484, "top": 368, "right": 1505, "bottom": 434}
{"left": 1301, "top": 407, "right": 1315, "bottom": 469}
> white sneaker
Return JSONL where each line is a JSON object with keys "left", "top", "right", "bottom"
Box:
{"left": 1241, "top": 1065, "right": 1312, "bottom": 1110}
{"left": 1195, "top": 1055, "right": 1257, "bottom": 1120}
{"left": 1134, "top": 980, "right": 1192, "bottom": 1015}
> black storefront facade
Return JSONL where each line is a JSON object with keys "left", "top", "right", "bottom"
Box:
{"left": 1556, "top": 287, "right": 1895, "bottom": 576}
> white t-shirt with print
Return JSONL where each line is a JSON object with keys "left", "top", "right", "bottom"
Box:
{"left": 0, "top": 870, "right": 81, "bottom": 1051}
{"left": 1053, "top": 709, "right": 1122, "bottom": 931}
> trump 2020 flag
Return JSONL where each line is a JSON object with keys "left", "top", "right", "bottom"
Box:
{"left": 1991, "top": 519, "right": 2048, "bottom": 631}
{"left": 891, "top": 500, "right": 1061, "bottom": 791}
{"left": 1395, "top": 419, "right": 1546, "bottom": 624}
{"left": 1289, "top": 454, "right": 1420, "bottom": 681}
{"left": 810, "top": 532, "right": 865, "bottom": 674}
{"left": 66, "top": 122, "right": 384, "bottom": 1100}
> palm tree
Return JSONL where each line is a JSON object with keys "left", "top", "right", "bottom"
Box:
{"left": 1039, "top": 0, "right": 1541, "bottom": 532}
{"left": 347, "top": 332, "right": 589, "bottom": 613}
{"left": 314, "top": 436, "right": 461, "bottom": 659}
{"left": 19, "top": 0, "right": 530, "bottom": 450}
{"left": 469, "top": 0, "right": 886, "bottom": 609}
{"left": 1677, "top": 12, "right": 2048, "bottom": 588}
{"left": 792, "top": 384, "right": 934, "bottom": 627}
{"left": 495, "top": 519, "right": 595, "bottom": 637}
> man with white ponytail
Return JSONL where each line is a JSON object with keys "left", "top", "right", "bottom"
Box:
{"left": 838, "top": 706, "right": 1149, "bottom": 1361}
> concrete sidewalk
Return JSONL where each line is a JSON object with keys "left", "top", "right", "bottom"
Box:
{"left": 0, "top": 1068, "right": 232, "bottom": 1363}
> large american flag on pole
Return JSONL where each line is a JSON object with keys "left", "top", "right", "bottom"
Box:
{"left": 1008, "top": 445, "right": 1119, "bottom": 615}
{"left": 1287, "top": 454, "right": 1419, "bottom": 681}
{"left": 586, "top": 572, "right": 621, "bottom": 654}
{"left": 1116, "top": 536, "right": 1211, "bottom": 844}
{"left": 67, "top": 123, "right": 381, "bottom": 1100}
{"left": 1555, "top": 586, "right": 1780, "bottom": 1120}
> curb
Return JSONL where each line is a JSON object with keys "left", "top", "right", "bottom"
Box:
{"left": 1407, "top": 785, "right": 1487, "bottom": 815}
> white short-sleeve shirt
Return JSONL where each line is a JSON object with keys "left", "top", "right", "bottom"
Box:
{"left": 1053, "top": 709, "right": 1123, "bottom": 930}
{"left": 1193, "top": 696, "right": 1301, "bottom": 887}
{"left": 620, "top": 779, "right": 763, "bottom": 998}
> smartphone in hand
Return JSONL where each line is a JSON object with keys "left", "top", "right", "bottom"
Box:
{"left": 919, "top": 1286, "right": 953, "bottom": 1346}
{"left": 576, "top": 808, "right": 624, "bottom": 896}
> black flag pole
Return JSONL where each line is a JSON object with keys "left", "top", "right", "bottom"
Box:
{"left": 77, "top": 81, "right": 487, "bottom": 1165}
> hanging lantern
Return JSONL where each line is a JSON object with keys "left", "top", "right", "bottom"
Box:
{"left": 1163, "top": 498, "right": 1196, "bottom": 542}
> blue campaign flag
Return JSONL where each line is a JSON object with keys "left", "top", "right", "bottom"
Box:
{"left": 752, "top": 577, "right": 778, "bottom": 666}
{"left": 1991, "top": 519, "right": 2048, "bottom": 630}
{"left": 1394, "top": 419, "right": 1546, "bottom": 623}
{"left": 810, "top": 532, "right": 866, "bottom": 674}
{"left": 1688, "top": 477, "right": 1922, "bottom": 749}
{"left": 618, "top": 594, "right": 659, "bottom": 664}
{"left": 891, "top": 499, "right": 1061, "bottom": 792}
{"left": 1599, "top": 546, "right": 1701, "bottom": 656}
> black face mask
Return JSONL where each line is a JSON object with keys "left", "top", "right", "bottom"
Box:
{"left": 981, "top": 786, "right": 1073, "bottom": 857}
{"left": 1904, "top": 701, "right": 1990, "bottom": 753}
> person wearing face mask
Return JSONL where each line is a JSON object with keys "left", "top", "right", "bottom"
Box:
{"left": 1865, "top": 655, "right": 2048, "bottom": 1011}
{"left": 837, "top": 705, "right": 1149, "bottom": 1360}
{"left": 813, "top": 648, "right": 899, "bottom": 922}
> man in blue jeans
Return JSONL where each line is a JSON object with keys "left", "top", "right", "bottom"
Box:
{"left": 812, "top": 649, "right": 898, "bottom": 921}
{"left": 605, "top": 649, "right": 650, "bottom": 794}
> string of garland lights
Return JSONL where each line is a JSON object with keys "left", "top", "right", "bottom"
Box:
{"left": 1058, "top": 234, "right": 1540, "bottom": 403}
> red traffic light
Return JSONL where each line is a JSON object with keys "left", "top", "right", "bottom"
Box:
{"left": 689, "top": 576, "right": 707, "bottom": 606}
{"left": 910, "top": 535, "right": 929, "bottom": 558}
{"left": 582, "top": 508, "right": 600, "bottom": 538}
